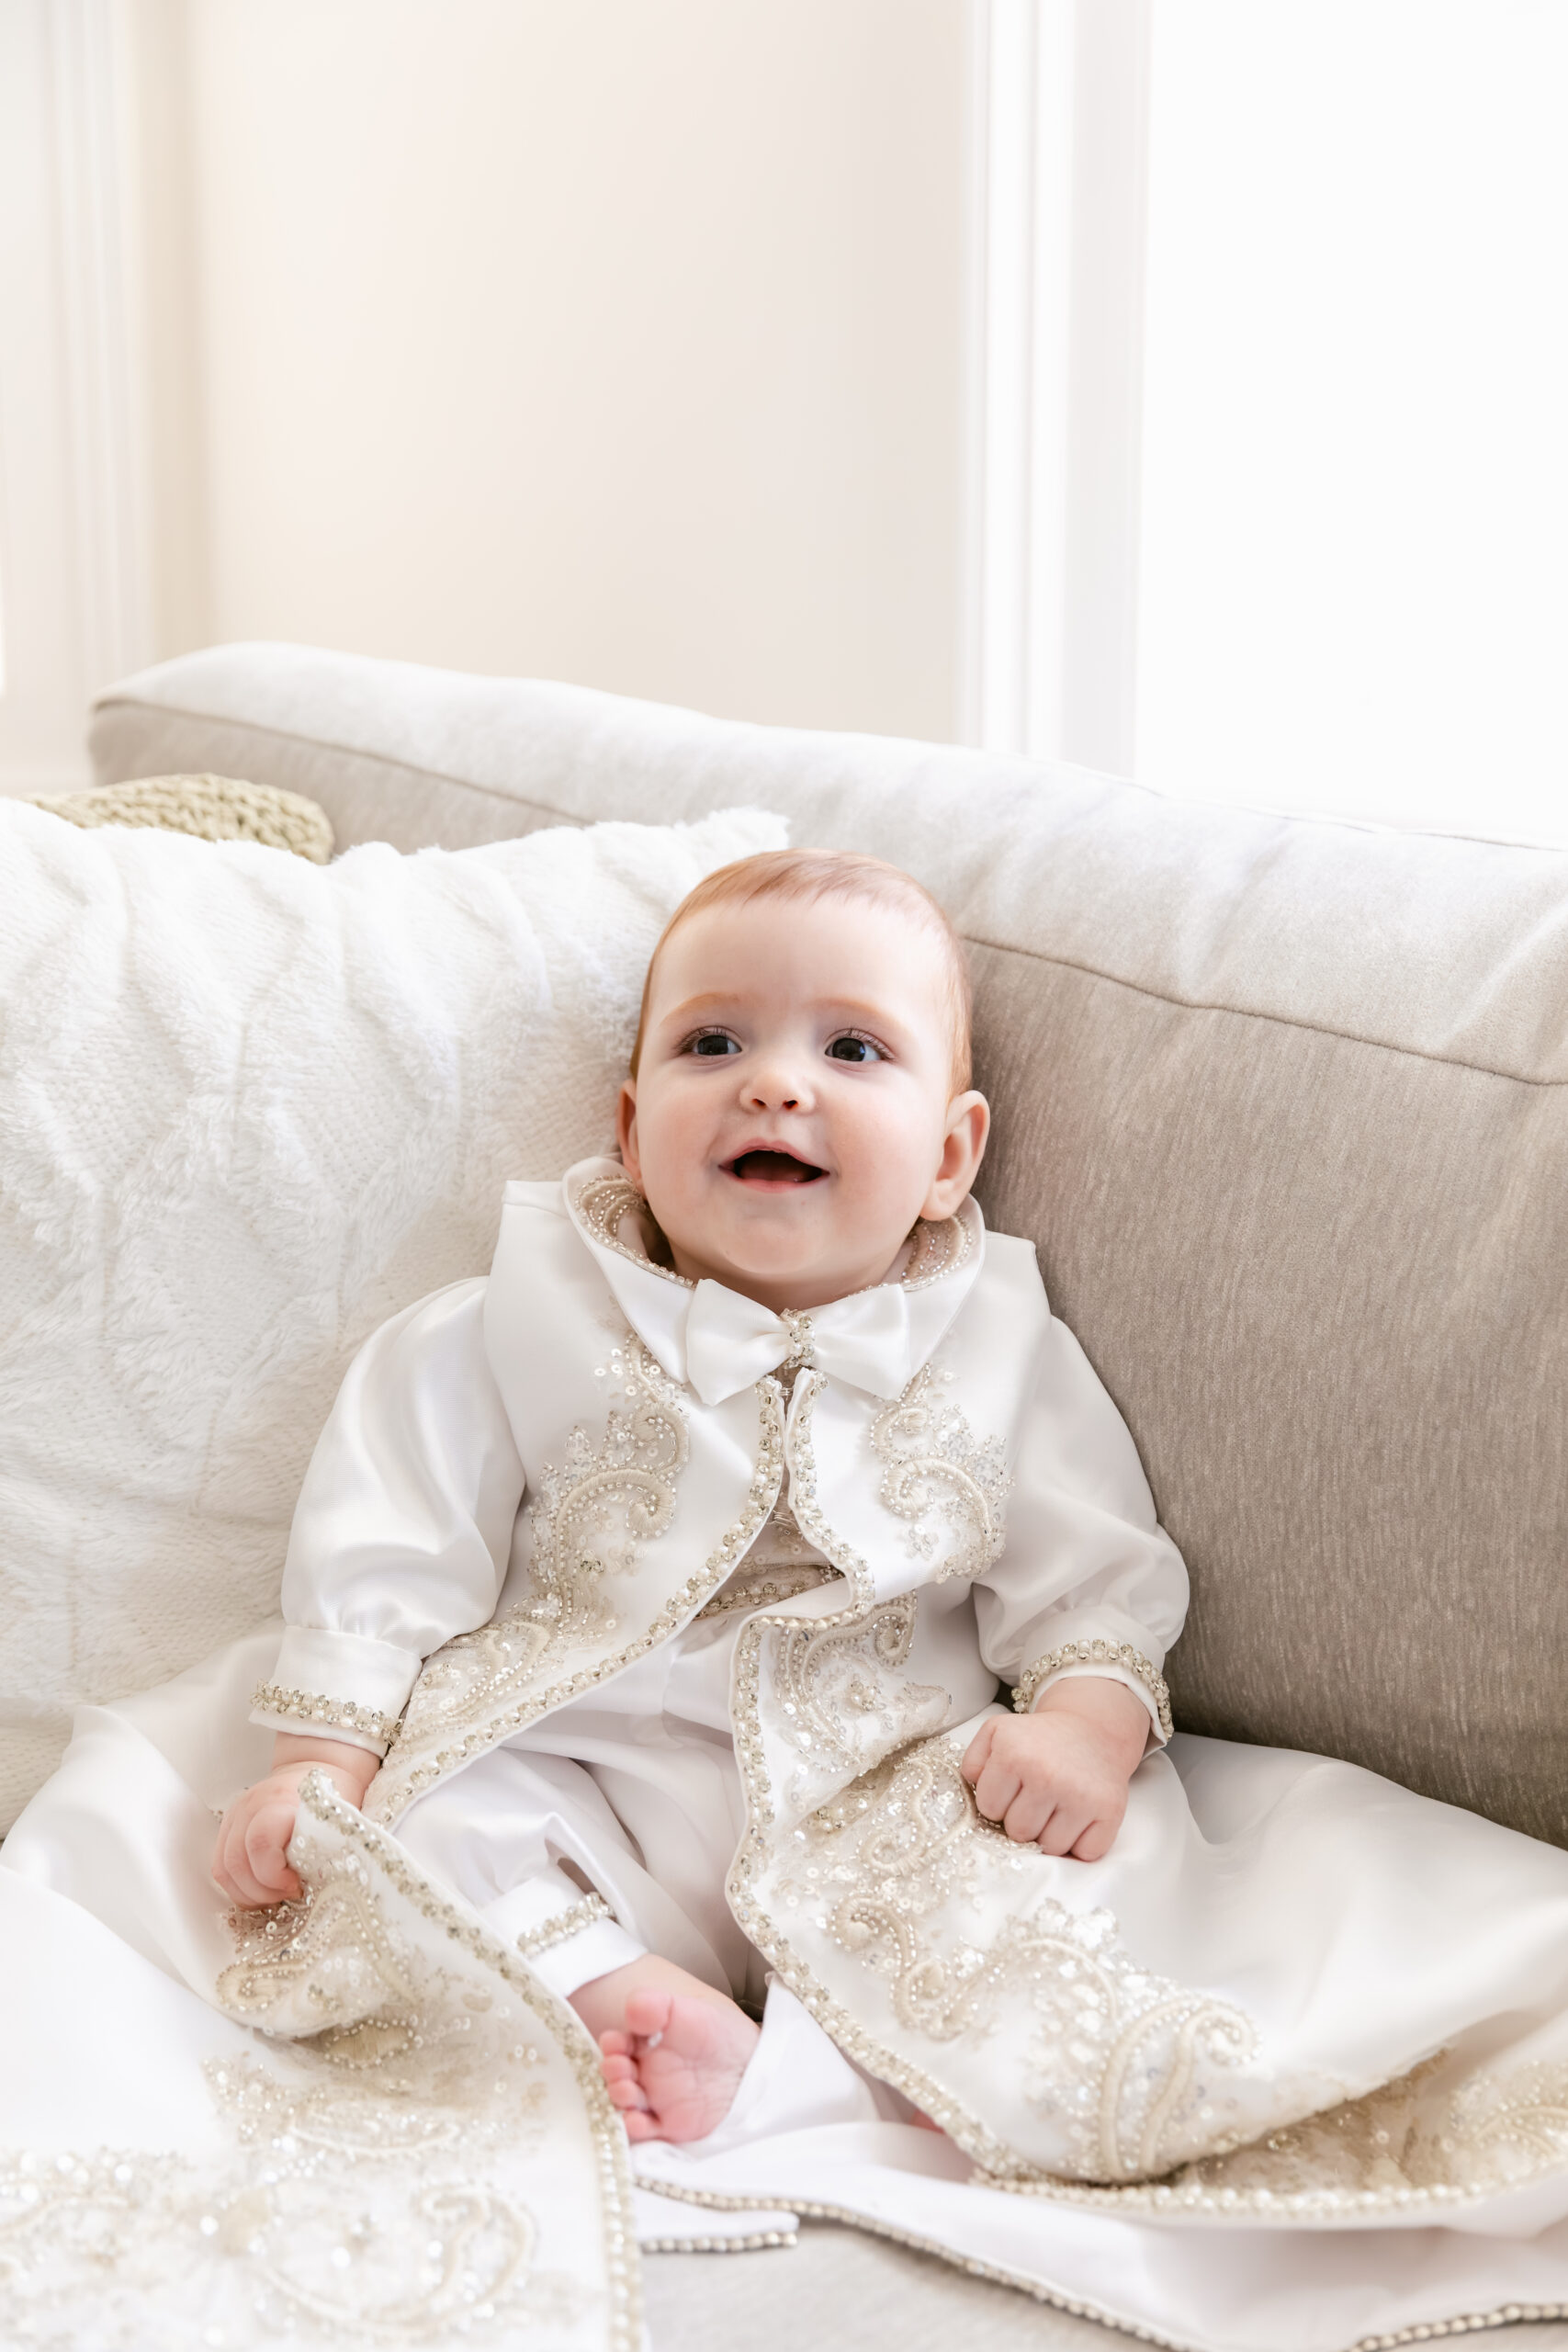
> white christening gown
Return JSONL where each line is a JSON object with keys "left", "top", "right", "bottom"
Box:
{"left": 7, "top": 1179, "right": 1568, "bottom": 2349}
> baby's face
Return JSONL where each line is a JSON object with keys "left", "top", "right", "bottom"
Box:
{"left": 617, "top": 897, "right": 988, "bottom": 1310}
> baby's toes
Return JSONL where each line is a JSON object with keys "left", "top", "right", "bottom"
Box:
{"left": 623, "top": 1986, "right": 675, "bottom": 2041}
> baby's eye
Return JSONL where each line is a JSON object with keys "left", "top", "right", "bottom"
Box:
{"left": 686, "top": 1031, "right": 741, "bottom": 1058}
{"left": 825, "top": 1034, "right": 886, "bottom": 1064}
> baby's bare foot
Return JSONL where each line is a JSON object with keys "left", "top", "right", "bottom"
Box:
{"left": 598, "top": 1987, "right": 760, "bottom": 2143}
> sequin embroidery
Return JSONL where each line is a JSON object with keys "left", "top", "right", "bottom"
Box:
{"left": 773, "top": 1736, "right": 1258, "bottom": 2179}
{"left": 871, "top": 1363, "right": 1010, "bottom": 1581}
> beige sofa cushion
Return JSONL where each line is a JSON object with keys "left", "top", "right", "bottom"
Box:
{"left": 92, "top": 644, "right": 1568, "bottom": 1845}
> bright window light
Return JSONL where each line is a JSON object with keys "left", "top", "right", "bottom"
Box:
{"left": 1135, "top": 0, "right": 1568, "bottom": 842}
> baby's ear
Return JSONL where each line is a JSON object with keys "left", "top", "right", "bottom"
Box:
{"left": 615, "top": 1079, "right": 641, "bottom": 1182}
{"left": 922, "top": 1091, "right": 990, "bottom": 1219}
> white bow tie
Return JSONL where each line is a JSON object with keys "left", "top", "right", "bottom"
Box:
{"left": 682, "top": 1278, "right": 914, "bottom": 1406}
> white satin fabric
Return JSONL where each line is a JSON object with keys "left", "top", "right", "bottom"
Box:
{"left": 682, "top": 1275, "right": 917, "bottom": 1404}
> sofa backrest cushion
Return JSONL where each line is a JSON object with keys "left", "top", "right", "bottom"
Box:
{"left": 92, "top": 646, "right": 1568, "bottom": 1844}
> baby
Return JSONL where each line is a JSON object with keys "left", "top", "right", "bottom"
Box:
{"left": 214, "top": 849, "right": 1183, "bottom": 2146}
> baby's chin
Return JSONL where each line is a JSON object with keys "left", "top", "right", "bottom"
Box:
{"left": 661, "top": 1207, "right": 911, "bottom": 1299}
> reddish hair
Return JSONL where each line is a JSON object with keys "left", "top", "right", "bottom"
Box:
{"left": 629, "top": 848, "right": 973, "bottom": 1091}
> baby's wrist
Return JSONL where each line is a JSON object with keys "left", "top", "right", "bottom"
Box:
{"left": 271, "top": 1757, "right": 360, "bottom": 1791}
{"left": 1031, "top": 1675, "right": 1151, "bottom": 1773}
{"left": 269, "top": 1733, "right": 378, "bottom": 1805}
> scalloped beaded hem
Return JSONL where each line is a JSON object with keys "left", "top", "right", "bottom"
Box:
{"left": 251, "top": 1680, "right": 400, "bottom": 1751}
{"left": 1010, "top": 1641, "right": 1173, "bottom": 1742}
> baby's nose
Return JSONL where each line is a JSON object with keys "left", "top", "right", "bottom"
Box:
{"left": 745, "top": 1058, "right": 811, "bottom": 1112}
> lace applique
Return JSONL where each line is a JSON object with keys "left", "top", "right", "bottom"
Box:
{"left": 250, "top": 1682, "right": 400, "bottom": 1751}
{"left": 773, "top": 1737, "right": 1258, "bottom": 2180}
{"left": 729, "top": 1606, "right": 1050, "bottom": 2172}
{"left": 1013, "top": 1640, "right": 1174, "bottom": 1745}
{"left": 764, "top": 1598, "right": 951, "bottom": 1818}
{"left": 0, "top": 1774, "right": 637, "bottom": 2349}
{"left": 729, "top": 1603, "right": 1568, "bottom": 2229}
{"left": 871, "top": 1363, "right": 1010, "bottom": 1581}
{"left": 367, "top": 1370, "right": 784, "bottom": 1822}
{"left": 1447, "top": 2057, "right": 1568, "bottom": 2185}
{"left": 525, "top": 1336, "right": 690, "bottom": 1645}
{"left": 987, "top": 2051, "right": 1568, "bottom": 2221}
{"left": 373, "top": 1337, "right": 687, "bottom": 1773}
{"left": 218, "top": 1865, "right": 424, "bottom": 2056}
{"left": 1242, "top": 2051, "right": 1568, "bottom": 2208}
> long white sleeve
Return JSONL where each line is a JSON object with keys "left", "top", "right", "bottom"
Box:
{"left": 972, "top": 1313, "right": 1189, "bottom": 1744}
{"left": 252, "top": 1279, "right": 525, "bottom": 1755}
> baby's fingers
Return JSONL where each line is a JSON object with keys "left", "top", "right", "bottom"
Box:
{"left": 999, "top": 1787, "right": 1053, "bottom": 1846}
{"left": 969, "top": 1754, "right": 1023, "bottom": 1828}
{"left": 1067, "top": 1813, "right": 1119, "bottom": 1863}
{"left": 1034, "top": 1802, "right": 1095, "bottom": 1858}
{"left": 959, "top": 1719, "right": 998, "bottom": 1785}
{"left": 213, "top": 1812, "right": 277, "bottom": 1909}
{"left": 209, "top": 1818, "right": 240, "bottom": 1902}
{"left": 244, "top": 1809, "right": 302, "bottom": 1902}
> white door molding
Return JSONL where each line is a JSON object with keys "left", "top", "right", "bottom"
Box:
{"left": 959, "top": 0, "right": 1151, "bottom": 775}
{"left": 50, "top": 0, "right": 151, "bottom": 701}
{"left": 0, "top": 0, "right": 150, "bottom": 794}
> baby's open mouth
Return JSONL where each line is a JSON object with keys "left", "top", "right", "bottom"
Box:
{"left": 724, "top": 1148, "right": 826, "bottom": 1186}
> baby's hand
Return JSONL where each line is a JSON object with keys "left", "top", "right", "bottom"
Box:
{"left": 960, "top": 1679, "right": 1151, "bottom": 1861}
{"left": 211, "top": 1736, "right": 379, "bottom": 1908}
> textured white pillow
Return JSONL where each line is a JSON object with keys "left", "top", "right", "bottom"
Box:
{"left": 0, "top": 798, "right": 784, "bottom": 1828}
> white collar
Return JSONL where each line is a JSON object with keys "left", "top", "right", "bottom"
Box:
{"left": 562, "top": 1157, "right": 986, "bottom": 1405}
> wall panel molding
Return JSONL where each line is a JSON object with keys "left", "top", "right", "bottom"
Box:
{"left": 0, "top": 0, "right": 151, "bottom": 793}
{"left": 960, "top": 0, "right": 1151, "bottom": 776}
{"left": 50, "top": 0, "right": 152, "bottom": 697}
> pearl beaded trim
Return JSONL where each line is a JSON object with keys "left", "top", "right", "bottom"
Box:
{"left": 1011, "top": 1639, "right": 1173, "bottom": 1743}
{"left": 513, "top": 1893, "right": 612, "bottom": 1958}
{"left": 252, "top": 1680, "right": 400, "bottom": 1750}
{"left": 630, "top": 2178, "right": 1568, "bottom": 2345}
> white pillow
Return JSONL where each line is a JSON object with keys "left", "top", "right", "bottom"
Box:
{"left": 0, "top": 799, "right": 785, "bottom": 1828}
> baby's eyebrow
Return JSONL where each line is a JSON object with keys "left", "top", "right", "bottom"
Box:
{"left": 660, "top": 992, "right": 908, "bottom": 1031}
{"left": 661, "top": 992, "right": 748, "bottom": 1021}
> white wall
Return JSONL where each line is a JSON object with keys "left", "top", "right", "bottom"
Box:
{"left": 126, "top": 0, "right": 967, "bottom": 743}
